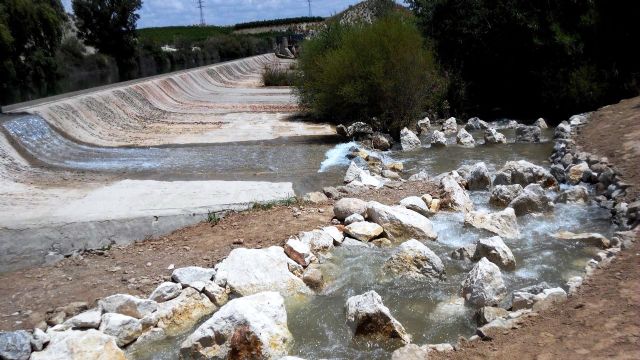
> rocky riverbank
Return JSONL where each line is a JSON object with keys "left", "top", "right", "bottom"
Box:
{"left": 1, "top": 104, "right": 638, "bottom": 359}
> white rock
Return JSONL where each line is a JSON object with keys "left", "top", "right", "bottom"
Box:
{"left": 333, "top": 198, "right": 368, "bottom": 221}
{"left": 440, "top": 173, "right": 474, "bottom": 212}
{"left": 344, "top": 161, "right": 384, "bottom": 187}
{"left": 442, "top": 117, "right": 457, "bottom": 133}
{"left": 180, "top": 292, "right": 292, "bottom": 359}
{"left": 171, "top": 266, "right": 216, "bottom": 291}
{"left": 30, "top": 330, "right": 126, "bottom": 360}
{"left": 146, "top": 287, "right": 217, "bottom": 337}
{"left": 284, "top": 238, "right": 316, "bottom": 267}
{"left": 202, "top": 281, "right": 230, "bottom": 307}
{"left": 298, "top": 230, "right": 334, "bottom": 252}
{"left": 417, "top": 117, "right": 431, "bottom": 133}
{"left": 465, "top": 117, "right": 490, "bottom": 130}
{"left": 461, "top": 258, "right": 507, "bottom": 308}
{"left": 99, "top": 294, "right": 157, "bottom": 319}
{"left": 63, "top": 308, "right": 102, "bottom": 329}
{"left": 473, "top": 236, "right": 516, "bottom": 270}
{"left": 399, "top": 196, "right": 430, "bottom": 217}
{"left": 484, "top": 128, "right": 507, "bottom": 144}
{"left": 551, "top": 231, "right": 611, "bottom": 248}
{"left": 0, "top": 330, "right": 31, "bottom": 360}
{"left": 149, "top": 282, "right": 182, "bottom": 303}
{"left": 569, "top": 114, "right": 587, "bottom": 126}
{"left": 345, "top": 221, "right": 384, "bottom": 242}
{"left": 322, "top": 226, "right": 345, "bottom": 244}
{"left": 508, "top": 184, "right": 555, "bottom": 216}
{"left": 400, "top": 127, "right": 422, "bottom": 151}
{"left": 532, "top": 288, "right": 568, "bottom": 311}
{"left": 567, "top": 162, "right": 590, "bottom": 185}
{"left": 99, "top": 313, "right": 143, "bottom": 347}
{"left": 391, "top": 344, "right": 429, "bottom": 360}
{"left": 344, "top": 213, "right": 365, "bottom": 225}
{"left": 490, "top": 184, "right": 524, "bottom": 207}
{"left": 431, "top": 130, "right": 448, "bottom": 147}
{"left": 30, "top": 328, "right": 49, "bottom": 351}
{"left": 534, "top": 118, "right": 548, "bottom": 129}
{"left": 428, "top": 343, "right": 455, "bottom": 353}
{"left": 457, "top": 162, "right": 491, "bottom": 190}
{"left": 384, "top": 239, "right": 445, "bottom": 280}
{"left": 214, "top": 247, "right": 312, "bottom": 297}
{"left": 302, "top": 191, "right": 328, "bottom": 204}
{"left": 456, "top": 128, "right": 476, "bottom": 146}
{"left": 555, "top": 185, "right": 589, "bottom": 203}
{"left": 464, "top": 208, "right": 520, "bottom": 239}
{"left": 367, "top": 201, "right": 437, "bottom": 241}
{"left": 345, "top": 290, "right": 411, "bottom": 343}
{"left": 341, "top": 237, "right": 372, "bottom": 247}
{"left": 495, "top": 160, "right": 558, "bottom": 189}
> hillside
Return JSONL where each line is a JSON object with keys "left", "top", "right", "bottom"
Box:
{"left": 138, "top": 26, "right": 232, "bottom": 44}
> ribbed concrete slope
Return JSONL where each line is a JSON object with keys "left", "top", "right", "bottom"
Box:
{"left": 8, "top": 54, "right": 332, "bottom": 146}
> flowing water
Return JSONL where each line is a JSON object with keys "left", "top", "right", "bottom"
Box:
{"left": 44, "top": 124, "right": 612, "bottom": 359}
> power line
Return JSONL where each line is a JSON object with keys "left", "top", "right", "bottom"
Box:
{"left": 196, "top": 0, "right": 205, "bottom": 26}
{"left": 307, "top": 0, "right": 312, "bottom": 17}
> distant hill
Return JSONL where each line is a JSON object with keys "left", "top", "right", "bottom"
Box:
{"left": 333, "top": 0, "right": 409, "bottom": 25}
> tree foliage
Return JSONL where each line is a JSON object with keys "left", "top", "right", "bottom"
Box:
{"left": 0, "top": 0, "right": 66, "bottom": 103}
{"left": 72, "top": 0, "right": 142, "bottom": 79}
{"left": 406, "top": 0, "right": 640, "bottom": 119}
{"left": 296, "top": 14, "right": 447, "bottom": 136}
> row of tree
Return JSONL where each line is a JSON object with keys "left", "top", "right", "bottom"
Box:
{"left": 0, "top": 0, "right": 273, "bottom": 105}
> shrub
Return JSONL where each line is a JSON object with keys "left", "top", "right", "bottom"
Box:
{"left": 262, "top": 65, "right": 296, "bottom": 86}
{"left": 296, "top": 14, "right": 447, "bottom": 137}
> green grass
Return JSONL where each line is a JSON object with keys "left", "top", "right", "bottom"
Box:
{"left": 252, "top": 197, "right": 299, "bottom": 211}
{"left": 138, "top": 26, "right": 233, "bottom": 44}
{"left": 207, "top": 210, "right": 221, "bottom": 225}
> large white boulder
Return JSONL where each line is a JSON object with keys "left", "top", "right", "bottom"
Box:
{"left": 490, "top": 184, "right": 524, "bottom": 207}
{"left": 515, "top": 125, "right": 541, "bottom": 143}
{"left": 464, "top": 208, "right": 520, "bottom": 239}
{"left": 431, "top": 130, "right": 448, "bottom": 147}
{"left": 333, "top": 198, "right": 368, "bottom": 221}
{"left": 508, "top": 184, "right": 554, "bottom": 216}
{"left": 461, "top": 258, "right": 507, "bottom": 308}
{"left": 440, "top": 173, "right": 474, "bottom": 212}
{"left": 400, "top": 127, "right": 422, "bottom": 151}
{"left": 484, "top": 128, "right": 507, "bottom": 144}
{"left": 494, "top": 160, "right": 558, "bottom": 189}
{"left": 384, "top": 239, "right": 445, "bottom": 280}
{"left": 345, "top": 291, "right": 411, "bottom": 344}
{"left": 284, "top": 238, "right": 316, "bottom": 267}
{"left": 214, "top": 247, "right": 312, "bottom": 297}
{"left": 344, "top": 161, "right": 384, "bottom": 187}
{"left": 555, "top": 185, "right": 589, "bottom": 203}
{"left": 367, "top": 201, "right": 437, "bottom": 241}
{"left": 417, "top": 117, "right": 431, "bottom": 134}
{"left": 534, "top": 118, "right": 548, "bottom": 129}
{"left": 98, "top": 294, "right": 157, "bottom": 319}
{"left": 180, "top": 292, "right": 292, "bottom": 359}
{"left": 465, "top": 117, "right": 490, "bottom": 130}
{"left": 0, "top": 331, "right": 31, "bottom": 360}
{"left": 456, "top": 128, "right": 476, "bottom": 146}
{"left": 297, "top": 230, "right": 334, "bottom": 252}
{"left": 473, "top": 236, "right": 516, "bottom": 270}
{"left": 30, "top": 330, "right": 126, "bottom": 360}
{"left": 457, "top": 162, "right": 491, "bottom": 190}
{"left": 391, "top": 344, "right": 430, "bottom": 360}
{"left": 149, "top": 282, "right": 182, "bottom": 303}
{"left": 442, "top": 117, "right": 458, "bottom": 134}
{"left": 551, "top": 231, "right": 611, "bottom": 248}
{"left": 63, "top": 308, "right": 102, "bottom": 329}
{"left": 567, "top": 162, "right": 590, "bottom": 185}
{"left": 399, "top": 196, "right": 431, "bottom": 217}
{"left": 99, "top": 313, "right": 144, "bottom": 347}
{"left": 171, "top": 266, "right": 216, "bottom": 291}
{"left": 512, "top": 283, "right": 567, "bottom": 311}
{"left": 345, "top": 221, "right": 384, "bottom": 242}
{"left": 145, "top": 287, "right": 217, "bottom": 337}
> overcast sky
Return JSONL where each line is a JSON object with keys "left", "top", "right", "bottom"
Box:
{"left": 61, "top": 0, "right": 371, "bottom": 28}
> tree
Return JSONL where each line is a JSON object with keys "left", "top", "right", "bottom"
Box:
{"left": 72, "top": 0, "right": 142, "bottom": 80}
{"left": 406, "top": 0, "right": 640, "bottom": 119}
{"left": 0, "top": 0, "right": 66, "bottom": 104}
{"left": 296, "top": 14, "right": 447, "bottom": 137}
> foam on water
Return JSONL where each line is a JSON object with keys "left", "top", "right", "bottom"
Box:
{"left": 318, "top": 141, "right": 359, "bottom": 172}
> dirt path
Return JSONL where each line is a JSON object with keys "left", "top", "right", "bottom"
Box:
{"left": 0, "top": 182, "right": 438, "bottom": 331}
{"left": 432, "top": 97, "right": 640, "bottom": 360}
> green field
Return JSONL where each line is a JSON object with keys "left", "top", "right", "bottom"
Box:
{"left": 138, "top": 26, "right": 233, "bottom": 44}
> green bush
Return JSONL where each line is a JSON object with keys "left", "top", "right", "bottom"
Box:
{"left": 262, "top": 65, "right": 296, "bottom": 86}
{"left": 296, "top": 14, "right": 447, "bottom": 136}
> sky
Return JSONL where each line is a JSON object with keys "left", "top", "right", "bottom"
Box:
{"left": 60, "top": 0, "right": 369, "bottom": 28}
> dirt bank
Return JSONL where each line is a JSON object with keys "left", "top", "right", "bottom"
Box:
{"left": 0, "top": 182, "right": 438, "bottom": 331}
{"left": 431, "top": 97, "right": 640, "bottom": 360}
